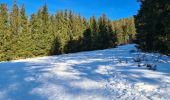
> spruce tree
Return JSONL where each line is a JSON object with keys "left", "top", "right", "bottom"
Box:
{"left": 135, "top": 0, "right": 170, "bottom": 54}
{"left": 0, "top": 4, "right": 9, "bottom": 61}
{"left": 41, "top": 4, "right": 51, "bottom": 55}
{"left": 9, "top": 0, "right": 20, "bottom": 59}
{"left": 98, "top": 14, "right": 108, "bottom": 49}
{"left": 107, "top": 20, "right": 117, "bottom": 48}
{"left": 30, "top": 9, "right": 43, "bottom": 56}
{"left": 82, "top": 28, "right": 92, "bottom": 50}
{"left": 18, "top": 4, "right": 32, "bottom": 58}
{"left": 90, "top": 16, "right": 98, "bottom": 50}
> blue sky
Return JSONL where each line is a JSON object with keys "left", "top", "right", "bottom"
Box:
{"left": 0, "top": 0, "right": 140, "bottom": 20}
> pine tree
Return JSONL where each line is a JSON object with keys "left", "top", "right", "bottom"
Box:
{"left": 55, "top": 10, "right": 69, "bottom": 54}
{"left": 67, "top": 10, "right": 77, "bottom": 52}
{"left": 135, "top": 0, "right": 170, "bottom": 54}
{"left": 19, "top": 4, "right": 32, "bottom": 58}
{"left": 82, "top": 28, "right": 92, "bottom": 50}
{"left": 90, "top": 16, "right": 98, "bottom": 50}
{"left": 68, "top": 10, "right": 74, "bottom": 40}
{"left": 107, "top": 20, "right": 117, "bottom": 48}
{"left": 30, "top": 9, "right": 43, "bottom": 56}
{"left": 41, "top": 4, "right": 51, "bottom": 55}
{"left": 0, "top": 4, "right": 9, "bottom": 61}
{"left": 98, "top": 14, "right": 108, "bottom": 49}
{"left": 9, "top": 0, "right": 20, "bottom": 59}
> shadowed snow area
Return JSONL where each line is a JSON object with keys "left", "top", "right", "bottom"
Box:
{"left": 0, "top": 44, "right": 170, "bottom": 100}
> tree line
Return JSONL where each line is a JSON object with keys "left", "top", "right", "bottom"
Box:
{"left": 112, "top": 17, "right": 136, "bottom": 44}
{"left": 135, "top": 0, "right": 170, "bottom": 55}
{"left": 0, "top": 1, "right": 136, "bottom": 61}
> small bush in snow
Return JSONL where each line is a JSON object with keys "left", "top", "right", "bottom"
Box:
{"left": 130, "top": 49, "right": 137, "bottom": 53}
{"left": 137, "top": 63, "right": 141, "bottom": 67}
{"left": 133, "top": 58, "right": 141, "bottom": 63}
{"left": 146, "top": 64, "right": 157, "bottom": 70}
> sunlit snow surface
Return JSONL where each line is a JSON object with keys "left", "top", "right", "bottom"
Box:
{"left": 0, "top": 44, "right": 170, "bottom": 100}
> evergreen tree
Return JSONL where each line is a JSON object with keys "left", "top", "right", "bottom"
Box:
{"left": 55, "top": 10, "right": 69, "bottom": 54}
{"left": 98, "top": 14, "right": 108, "bottom": 49}
{"left": 18, "top": 4, "right": 32, "bottom": 58}
{"left": 41, "top": 4, "right": 51, "bottom": 55}
{"left": 82, "top": 28, "right": 92, "bottom": 50}
{"left": 9, "top": 0, "right": 20, "bottom": 59}
{"left": 135, "top": 0, "right": 170, "bottom": 54}
{"left": 67, "top": 10, "right": 81, "bottom": 52}
{"left": 107, "top": 20, "right": 117, "bottom": 48}
{"left": 30, "top": 9, "right": 43, "bottom": 56}
{"left": 0, "top": 4, "right": 9, "bottom": 61}
{"left": 90, "top": 16, "right": 98, "bottom": 50}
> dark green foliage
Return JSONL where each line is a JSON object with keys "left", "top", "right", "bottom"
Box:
{"left": 135, "top": 0, "right": 170, "bottom": 55}
{"left": 82, "top": 28, "right": 93, "bottom": 50}
{"left": 0, "top": 1, "right": 136, "bottom": 61}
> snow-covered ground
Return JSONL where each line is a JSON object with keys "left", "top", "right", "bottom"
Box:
{"left": 0, "top": 44, "right": 170, "bottom": 100}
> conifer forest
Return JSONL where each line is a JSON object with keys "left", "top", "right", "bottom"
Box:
{"left": 0, "top": 0, "right": 169, "bottom": 61}
{"left": 0, "top": 1, "right": 136, "bottom": 61}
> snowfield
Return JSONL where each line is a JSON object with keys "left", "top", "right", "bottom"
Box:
{"left": 0, "top": 44, "right": 170, "bottom": 100}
